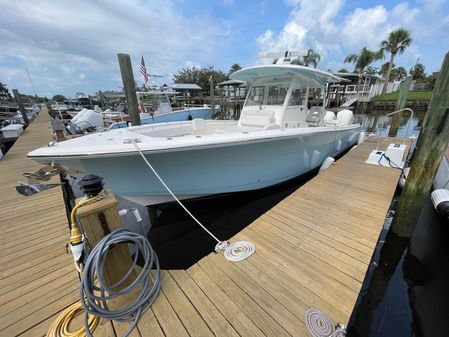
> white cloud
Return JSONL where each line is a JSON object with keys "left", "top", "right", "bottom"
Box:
{"left": 257, "top": 0, "right": 344, "bottom": 63}
{"left": 341, "top": 6, "right": 391, "bottom": 49}
{"left": 0, "top": 0, "right": 230, "bottom": 96}
{"left": 256, "top": 1, "right": 447, "bottom": 72}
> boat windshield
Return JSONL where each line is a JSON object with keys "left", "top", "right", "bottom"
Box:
{"left": 246, "top": 81, "right": 290, "bottom": 107}
{"left": 246, "top": 86, "right": 265, "bottom": 106}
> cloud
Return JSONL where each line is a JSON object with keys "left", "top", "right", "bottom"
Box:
{"left": 0, "top": 0, "right": 230, "bottom": 96}
{"left": 256, "top": 1, "right": 448, "bottom": 72}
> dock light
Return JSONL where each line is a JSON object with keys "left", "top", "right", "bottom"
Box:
{"left": 366, "top": 108, "right": 414, "bottom": 169}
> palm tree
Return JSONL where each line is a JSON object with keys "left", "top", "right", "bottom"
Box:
{"left": 378, "top": 62, "right": 395, "bottom": 78}
{"left": 302, "top": 49, "right": 321, "bottom": 68}
{"left": 344, "top": 47, "right": 384, "bottom": 75}
{"left": 290, "top": 49, "right": 321, "bottom": 68}
{"left": 391, "top": 66, "right": 407, "bottom": 81}
{"left": 228, "top": 63, "right": 242, "bottom": 75}
{"left": 380, "top": 28, "right": 412, "bottom": 94}
{"left": 410, "top": 63, "right": 425, "bottom": 80}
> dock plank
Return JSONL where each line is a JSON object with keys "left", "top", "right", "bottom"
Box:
{"left": 0, "top": 110, "right": 79, "bottom": 337}
{"left": 1, "top": 109, "right": 406, "bottom": 337}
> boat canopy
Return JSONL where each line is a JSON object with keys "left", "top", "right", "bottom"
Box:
{"left": 230, "top": 65, "right": 342, "bottom": 88}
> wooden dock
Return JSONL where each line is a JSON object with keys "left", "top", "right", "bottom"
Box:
{"left": 1, "top": 110, "right": 405, "bottom": 336}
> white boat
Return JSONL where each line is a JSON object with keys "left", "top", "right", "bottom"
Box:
{"left": 28, "top": 63, "right": 361, "bottom": 205}
{"left": 108, "top": 90, "right": 217, "bottom": 130}
{"left": 50, "top": 103, "right": 69, "bottom": 111}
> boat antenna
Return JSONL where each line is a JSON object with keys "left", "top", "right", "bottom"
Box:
{"left": 25, "top": 67, "right": 39, "bottom": 104}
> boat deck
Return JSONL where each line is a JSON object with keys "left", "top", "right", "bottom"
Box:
{"left": 1, "top": 110, "right": 406, "bottom": 336}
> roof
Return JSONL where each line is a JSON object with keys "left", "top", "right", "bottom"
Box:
{"left": 230, "top": 64, "right": 342, "bottom": 87}
{"left": 217, "top": 79, "right": 246, "bottom": 87}
{"left": 168, "top": 83, "right": 202, "bottom": 90}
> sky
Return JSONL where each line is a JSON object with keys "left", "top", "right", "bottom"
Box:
{"left": 0, "top": 0, "right": 448, "bottom": 98}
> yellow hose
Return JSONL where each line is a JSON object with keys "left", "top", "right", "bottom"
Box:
{"left": 46, "top": 301, "right": 99, "bottom": 337}
{"left": 70, "top": 193, "right": 104, "bottom": 244}
{"left": 47, "top": 193, "right": 105, "bottom": 336}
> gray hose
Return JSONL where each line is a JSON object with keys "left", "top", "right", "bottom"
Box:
{"left": 80, "top": 228, "right": 161, "bottom": 337}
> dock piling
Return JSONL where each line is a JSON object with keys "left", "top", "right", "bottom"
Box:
{"left": 391, "top": 52, "right": 449, "bottom": 237}
{"left": 117, "top": 53, "right": 141, "bottom": 126}
{"left": 12, "top": 89, "right": 30, "bottom": 125}
{"left": 209, "top": 76, "right": 215, "bottom": 118}
{"left": 388, "top": 76, "right": 412, "bottom": 137}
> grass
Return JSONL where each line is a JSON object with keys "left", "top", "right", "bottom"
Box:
{"left": 371, "top": 90, "right": 433, "bottom": 101}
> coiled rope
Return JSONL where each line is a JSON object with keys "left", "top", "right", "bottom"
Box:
{"left": 305, "top": 308, "right": 346, "bottom": 337}
{"left": 80, "top": 228, "right": 161, "bottom": 337}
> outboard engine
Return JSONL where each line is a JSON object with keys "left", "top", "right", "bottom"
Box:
{"left": 336, "top": 109, "right": 354, "bottom": 126}
{"left": 323, "top": 110, "right": 336, "bottom": 122}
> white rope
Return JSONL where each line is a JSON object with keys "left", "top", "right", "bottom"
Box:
{"left": 224, "top": 241, "right": 256, "bottom": 262}
{"left": 305, "top": 308, "right": 335, "bottom": 337}
{"left": 130, "top": 139, "right": 223, "bottom": 245}
{"left": 304, "top": 308, "right": 347, "bottom": 337}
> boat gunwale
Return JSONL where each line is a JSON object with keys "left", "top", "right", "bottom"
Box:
{"left": 28, "top": 124, "right": 361, "bottom": 161}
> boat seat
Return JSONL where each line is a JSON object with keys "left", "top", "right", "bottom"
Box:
{"left": 263, "top": 123, "right": 281, "bottom": 131}
{"left": 239, "top": 109, "right": 275, "bottom": 128}
{"left": 191, "top": 118, "right": 208, "bottom": 135}
{"left": 306, "top": 106, "right": 325, "bottom": 127}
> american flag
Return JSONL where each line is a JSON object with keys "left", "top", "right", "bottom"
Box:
{"left": 140, "top": 55, "right": 148, "bottom": 85}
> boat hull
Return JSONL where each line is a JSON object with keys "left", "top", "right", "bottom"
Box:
{"left": 61, "top": 126, "right": 360, "bottom": 205}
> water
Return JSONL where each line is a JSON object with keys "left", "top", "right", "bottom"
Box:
{"left": 145, "top": 171, "right": 316, "bottom": 269}
{"left": 347, "top": 196, "right": 449, "bottom": 337}
{"left": 354, "top": 111, "right": 425, "bottom": 139}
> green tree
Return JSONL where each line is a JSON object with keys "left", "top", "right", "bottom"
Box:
{"left": 390, "top": 66, "right": 407, "bottom": 80}
{"left": 379, "top": 62, "right": 394, "bottom": 78}
{"left": 380, "top": 28, "right": 412, "bottom": 94}
{"left": 0, "top": 82, "right": 12, "bottom": 101}
{"left": 290, "top": 58, "right": 303, "bottom": 65}
{"left": 344, "top": 47, "right": 384, "bottom": 75}
{"left": 337, "top": 68, "right": 349, "bottom": 73}
{"left": 290, "top": 49, "right": 321, "bottom": 68}
{"left": 173, "top": 66, "right": 228, "bottom": 94}
{"left": 228, "top": 63, "right": 242, "bottom": 75}
{"left": 197, "top": 66, "right": 228, "bottom": 94}
{"left": 303, "top": 49, "right": 321, "bottom": 68}
{"left": 173, "top": 66, "right": 202, "bottom": 84}
{"left": 52, "top": 94, "right": 66, "bottom": 102}
{"left": 365, "top": 66, "right": 378, "bottom": 76}
{"left": 409, "top": 63, "right": 425, "bottom": 80}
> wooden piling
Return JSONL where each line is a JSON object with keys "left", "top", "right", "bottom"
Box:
{"left": 388, "top": 76, "right": 412, "bottom": 137}
{"left": 391, "top": 53, "right": 449, "bottom": 237}
{"left": 12, "top": 89, "right": 29, "bottom": 125}
{"left": 117, "top": 53, "right": 141, "bottom": 126}
{"left": 209, "top": 77, "right": 215, "bottom": 118}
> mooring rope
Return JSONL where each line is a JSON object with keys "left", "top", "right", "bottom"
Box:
{"left": 130, "top": 139, "right": 255, "bottom": 261}
{"left": 305, "top": 308, "right": 336, "bottom": 337}
{"left": 305, "top": 308, "right": 347, "bottom": 337}
{"left": 130, "top": 140, "right": 224, "bottom": 245}
{"left": 223, "top": 241, "right": 256, "bottom": 262}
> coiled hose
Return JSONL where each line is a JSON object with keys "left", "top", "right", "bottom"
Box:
{"left": 79, "top": 228, "right": 161, "bottom": 337}
{"left": 46, "top": 301, "right": 99, "bottom": 337}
